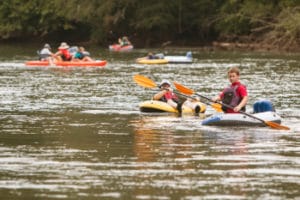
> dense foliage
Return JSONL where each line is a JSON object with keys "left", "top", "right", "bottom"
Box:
{"left": 0, "top": 0, "right": 300, "bottom": 49}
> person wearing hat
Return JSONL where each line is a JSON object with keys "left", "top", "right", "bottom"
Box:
{"left": 153, "top": 79, "right": 201, "bottom": 115}
{"left": 39, "top": 43, "right": 54, "bottom": 61}
{"left": 54, "top": 42, "right": 72, "bottom": 61}
{"left": 153, "top": 80, "right": 183, "bottom": 114}
{"left": 38, "top": 43, "right": 57, "bottom": 66}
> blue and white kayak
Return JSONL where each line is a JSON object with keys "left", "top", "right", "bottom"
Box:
{"left": 202, "top": 111, "right": 281, "bottom": 126}
{"left": 164, "top": 51, "right": 193, "bottom": 63}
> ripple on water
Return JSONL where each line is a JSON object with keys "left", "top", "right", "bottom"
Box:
{"left": 0, "top": 56, "right": 299, "bottom": 199}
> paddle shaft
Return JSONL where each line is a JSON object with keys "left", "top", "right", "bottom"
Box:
{"left": 160, "top": 89, "right": 199, "bottom": 102}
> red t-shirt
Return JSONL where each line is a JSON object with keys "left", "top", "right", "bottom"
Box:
{"left": 220, "top": 82, "right": 247, "bottom": 113}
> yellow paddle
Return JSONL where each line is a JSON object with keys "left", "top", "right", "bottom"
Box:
{"left": 133, "top": 74, "right": 198, "bottom": 100}
{"left": 133, "top": 74, "right": 157, "bottom": 88}
{"left": 156, "top": 80, "right": 221, "bottom": 112}
{"left": 133, "top": 74, "right": 221, "bottom": 112}
{"left": 173, "top": 82, "right": 290, "bottom": 130}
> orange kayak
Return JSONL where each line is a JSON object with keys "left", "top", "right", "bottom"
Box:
{"left": 25, "top": 60, "right": 107, "bottom": 67}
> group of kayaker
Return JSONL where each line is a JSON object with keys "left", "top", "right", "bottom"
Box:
{"left": 154, "top": 66, "right": 247, "bottom": 115}
{"left": 39, "top": 40, "right": 247, "bottom": 116}
{"left": 38, "top": 42, "right": 94, "bottom": 63}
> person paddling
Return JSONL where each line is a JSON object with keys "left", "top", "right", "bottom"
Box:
{"left": 153, "top": 80, "right": 183, "bottom": 114}
{"left": 39, "top": 44, "right": 53, "bottom": 60}
{"left": 212, "top": 67, "right": 248, "bottom": 113}
{"left": 153, "top": 80, "right": 201, "bottom": 115}
{"left": 38, "top": 43, "right": 56, "bottom": 65}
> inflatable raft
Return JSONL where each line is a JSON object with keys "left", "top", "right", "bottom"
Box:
{"left": 109, "top": 44, "right": 133, "bottom": 52}
{"left": 136, "top": 59, "right": 168, "bottom": 65}
{"left": 202, "top": 100, "right": 280, "bottom": 127}
{"left": 136, "top": 52, "right": 193, "bottom": 64}
{"left": 25, "top": 60, "right": 107, "bottom": 67}
{"left": 139, "top": 100, "right": 206, "bottom": 114}
{"left": 202, "top": 111, "right": 281, "bottom": 126}
{"left": 164, "top": 52, "right": 193, "bottom": 63}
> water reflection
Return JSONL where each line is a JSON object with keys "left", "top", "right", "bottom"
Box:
{"left": 130, "top": 113, "right": 300, "bottom": 198}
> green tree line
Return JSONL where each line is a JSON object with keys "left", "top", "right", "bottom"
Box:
{"left": 0, "top": 0, "right": 300, "bottom": 49}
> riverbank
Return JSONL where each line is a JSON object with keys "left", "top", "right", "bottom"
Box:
{"left": 129, "top": 36, "right": 300, "bottom": 53}
{"left": 210, "top": 41, "right": 300, "bottom": 52}
{"left": 1, "top": 39, "right": 299, "bottom": 55}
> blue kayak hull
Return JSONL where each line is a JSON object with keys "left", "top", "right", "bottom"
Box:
{"left": 202, "top": 111, "right": 281, "bottom": 126}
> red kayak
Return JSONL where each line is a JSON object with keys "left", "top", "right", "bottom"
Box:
{"left": 25, "top": 60, "right": 107, "bottom": 67}
{"left": 109, "top": 44, "right": 133, "bottom": 52}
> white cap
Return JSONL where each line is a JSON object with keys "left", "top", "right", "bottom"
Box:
{"left": 159, "top": 79, "right": 171, "bottom": 87}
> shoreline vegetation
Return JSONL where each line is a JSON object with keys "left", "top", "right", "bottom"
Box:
{"left": 0, "top": 1, "right": 300, "bottom": 53}
{"left": 0, "top": 39, "right": 298, "bottom": 54}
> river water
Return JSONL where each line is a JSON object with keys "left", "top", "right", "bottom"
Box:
{"left": 0, "top": 44, "right": 299, "bottom": 199}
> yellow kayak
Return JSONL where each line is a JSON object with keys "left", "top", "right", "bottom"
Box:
{"left": 139, "top": 100, "right": 206, "bottom": 114}
{"left": 136, "top": 59, "right": 168, "bottom": 64}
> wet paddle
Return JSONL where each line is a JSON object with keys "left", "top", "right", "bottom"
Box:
{"left": 133, "top": 74, "right": 200, "bottom": 101}
{"left": 133, "top": 74, "right": 222, "bottom": 112}
{"left": 173, "top": 82, "right": 290, "bottom": 130}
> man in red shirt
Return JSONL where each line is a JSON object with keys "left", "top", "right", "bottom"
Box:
{"left": 212, "top": 67, "right": 248, "bottom": 113}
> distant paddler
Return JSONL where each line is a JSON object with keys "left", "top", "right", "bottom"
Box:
{"left": 118, "top": 36, "right": 131, "bottom": 47}
{"left": 71, "top": 46, "right": 94, "bottom": 62}
{"left": 54, "top": 42, "right": 72, "bottom": 62}
{"left": 38, "top": 43, "right": 56, "bottom": 66}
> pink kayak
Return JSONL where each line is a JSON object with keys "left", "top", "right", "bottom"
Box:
{"left": 109, "top": 44, "right": 133, "bottom": 52}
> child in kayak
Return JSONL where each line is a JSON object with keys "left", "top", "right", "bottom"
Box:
{"left": 153, "top": 80, "right": 201, "bottom": 115}
{"left": 212, "top": 67, "right": 248, "bottom": 113}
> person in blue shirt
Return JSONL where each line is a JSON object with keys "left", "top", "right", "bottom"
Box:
{"left": 72, "top": 47, "right": 93, "bottom": 61}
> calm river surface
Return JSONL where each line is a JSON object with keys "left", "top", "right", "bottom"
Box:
{"left": 0, "top": 44, "right": 299, "bottom": 199}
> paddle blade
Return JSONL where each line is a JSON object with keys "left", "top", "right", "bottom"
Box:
{"left": 173, "top": 82, "right": 195, "bottom": 95}
{"left": 133, "top": 74, "right": 157, "bottom": 88}
{"left": 211, "top": 103, "right": 223, "bottom": 112}
{"left": 265, "top": 121, "right": 290, "bottom": 130}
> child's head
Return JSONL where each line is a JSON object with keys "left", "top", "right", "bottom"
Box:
{"left": 159, "top": 80, "right": 171, "bottom": 89}
{"left": 227, "top": 67, "right": 240, "bottom": 83}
